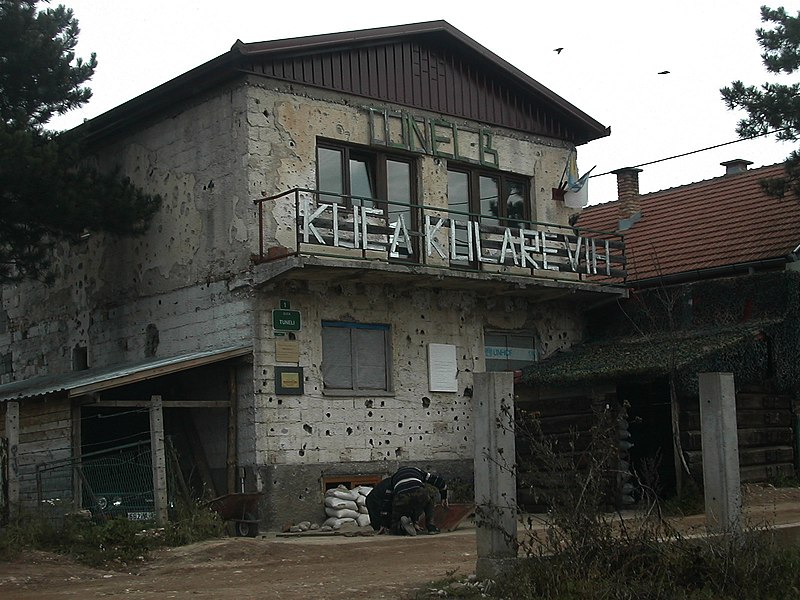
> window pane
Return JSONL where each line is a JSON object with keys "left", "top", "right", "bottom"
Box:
{"left": 350, "top": 156, "right": 376, "bottom": 207}
{"left": 322, "top": 326, "right": 353, "bottom": 389}
{"left": 318, "top": 147, "right": 344, "bottom": 204}
{"left": 387, "top": 160, "right": 413, "bottom": 257}
{"left": 354, "top": 328, "right": 388, "bottom": 389}
{"left": 479, "top": 175, "right": 500, "bottom": 227}
{"left": 448, "top": 170, "right": 470, "bottom": 258}
{"left": 484, "top": 332, "right": 537, "bottom": 372}
{"left": 505, "top": 180, "right": 526, "bottom": 227}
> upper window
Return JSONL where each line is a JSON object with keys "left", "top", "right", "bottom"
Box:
{"left": 448, "top": 167, "right": 529, "bottom": 228}
{"left": 317, "top": 142, "right": 418, "bottom": 259}
{"left": 448, "top": 166, "right": 530, "bottom": 263}
{"left": 321, "top": 321, "right": 392, "bottom": 394}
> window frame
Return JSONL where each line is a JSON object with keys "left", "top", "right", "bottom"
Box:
{"left": 321, "top": 320, "right": 394, "bottom": 396}
{"left": 447, "top": 164, "right": 531, "bottom": 226}
{"left": 316, "top": 140, "right": 419, "bottom": 260}
{"left": 484, "top": 330, "right": 539, "bottom": 373}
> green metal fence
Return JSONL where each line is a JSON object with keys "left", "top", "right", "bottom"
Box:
{"left": 36, "top": 439, "right": 179, "bottom": 523}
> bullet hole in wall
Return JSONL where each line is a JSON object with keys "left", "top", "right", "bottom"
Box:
{"left": 303, "top": 424, "right": 312, "bottom": 434}
{"left": 368, "top": 411, "right": 373, "bottom": 417}
{"left": 395, "top": 448, "right": 402, "bottom": 457}
{"left": 422, "top": 397, "right": 431, "bottom": 408}
{"left": 326, "top": 430, "right": 331, "bottom": 436}
{"left": 463, "top": 387, "right": 473, "bottom": 397}
{"left": 365, "top": 399, "right": 373, "bottom": 408}
{"left": 347, "top": 427, "right": 353, "bottom": 435}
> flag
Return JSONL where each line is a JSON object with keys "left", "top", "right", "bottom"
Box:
{"left": 561, "top": 154, "right": 596, "bottom": 209}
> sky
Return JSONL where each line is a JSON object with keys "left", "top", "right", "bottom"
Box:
{"left": 48, "top": 0, "right": 800, "bottom": 205}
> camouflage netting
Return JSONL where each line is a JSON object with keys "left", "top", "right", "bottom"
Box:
{"left": 520, "top": 270, "right": 800, "bottom": 396}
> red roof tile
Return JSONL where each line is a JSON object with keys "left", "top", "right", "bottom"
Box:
{"left": 576, "top": 164, "right": 800, "bottom": 283}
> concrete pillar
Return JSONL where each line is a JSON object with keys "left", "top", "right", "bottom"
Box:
{"left": 149, "top": 395, "right": 169, "bottom": 526}
{"left": 699, "top": 372, "right": 741, "bottom": 533}
{"left": 473, "top": 372, "right": 517, "bottom": 579}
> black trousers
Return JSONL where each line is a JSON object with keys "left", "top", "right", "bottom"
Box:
{"left": 391, "top": 486, "right": 434, "bottom": 530}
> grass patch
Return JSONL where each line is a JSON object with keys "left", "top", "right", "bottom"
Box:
{"left": 0, "top": 500, "right": 224, "bottom": 569}
{"left": 415, "top": 406, "right": 800, "bottom": 599}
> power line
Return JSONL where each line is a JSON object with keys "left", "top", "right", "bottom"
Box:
{"left": 590, "top": 127, "right": 791, "bottom": 179}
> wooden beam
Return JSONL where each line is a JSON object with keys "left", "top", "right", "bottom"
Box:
{"left": 149, "top": 395, "right": 169, "bottom": 526}
{"left": 85, "top": 400, "right": 230, "bottom": 408}
{"left": 68, "top": 347, "right": 251, "bottom": 397}
{"left": 6, "top": 401, "right": 19, "bottom": 520}
{"left": 226, "top": 366, "right": 238, "bottom": 494}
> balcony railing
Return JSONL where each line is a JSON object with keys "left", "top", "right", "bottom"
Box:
{"left": 255, "top": 188, "right": 626, "bottom": 284}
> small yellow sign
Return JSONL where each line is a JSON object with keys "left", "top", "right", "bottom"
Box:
{"left": 280, "top": 371, "right": 301, "bottom": 389}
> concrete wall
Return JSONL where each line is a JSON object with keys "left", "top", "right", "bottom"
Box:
{"left": 242, "top": 78, "right": 578, "bottom": 247}
{"left": 0, "top": 81, "right": 257, "bottom": 383}
{"left": 249, "top": 279, "right": 582, "bottom": 526}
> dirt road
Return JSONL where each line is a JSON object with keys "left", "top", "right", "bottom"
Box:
{"left": 0, "top": 528, "right": 478, "bottom": 600}
{"left": 2, "top": 485, "right": 799, "bottom": 600}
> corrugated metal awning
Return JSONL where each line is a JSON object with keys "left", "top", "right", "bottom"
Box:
{"left": 0, "top": 345, "right": 252, "bottom": 403}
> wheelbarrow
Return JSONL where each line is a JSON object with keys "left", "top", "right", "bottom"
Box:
{"left": 207, "top": 492, "right": 262, "bottom": 537}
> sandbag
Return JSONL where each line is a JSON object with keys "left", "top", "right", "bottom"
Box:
{"left": 325, "top": 507, "right": 361, "bottom": 520}
{"left": 322, "top": 516, "right": 356, "bottom": 530}
{"left": 356, "top": 514, "right": 371, "bottom": 528}
{"left": 325, "top": 486, "right": 359, "bottom": 501}
{"left": 324, "top": 496, "right": 358, "bottom": 511}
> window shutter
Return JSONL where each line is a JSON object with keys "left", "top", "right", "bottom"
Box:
{"left": 322, "top": 327, "right": 353, "bottom": 388}
{"left": 354, "top": 328, "right": 387, "bottom": 389}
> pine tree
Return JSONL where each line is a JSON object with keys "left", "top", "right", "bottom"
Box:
{"left": 0, "top": 0, "right": 160, "bottom": 283}
{"left": 721, "top": 6, "right": 800, "bottom": 199}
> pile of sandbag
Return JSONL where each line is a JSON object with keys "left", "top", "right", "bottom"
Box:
{"left": 322, "top": 485, "right": 372, "bottom": 530}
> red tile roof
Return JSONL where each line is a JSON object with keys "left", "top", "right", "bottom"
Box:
{"left": 576, "top": 163, "right": 800, "bottom": 284}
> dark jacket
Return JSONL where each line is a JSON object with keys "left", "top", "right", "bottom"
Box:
{"left": 365, "top": 477, "right": 393, "bottom": 531}
{"left": 366, "top": 467, "right": 448, "bottom": 530}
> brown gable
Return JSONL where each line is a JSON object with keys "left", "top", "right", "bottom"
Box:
{"left": 576, "top": 163, "right": 800, "bottom": 284}
{"left": 236, "top": 21, "right": 608, "bottom": 145}
{"left": 79, "top": 21, "right": 608, "bottom": 147}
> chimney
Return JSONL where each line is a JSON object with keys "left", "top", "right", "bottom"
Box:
{"left": 612, "top": 167, "right": 643, "bottom": 219}
{"left": 720, "top": 159, "right": 753, "bottom": 175}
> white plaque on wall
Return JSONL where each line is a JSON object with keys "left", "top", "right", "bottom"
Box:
{"left": 428, "top": 343, "right": 458, "bottom": 392}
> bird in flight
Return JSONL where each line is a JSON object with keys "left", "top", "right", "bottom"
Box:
{"left": 658, "top": 70, "right": 670, "bottom": 75}
{"left": 554, "top": 47, "right": 564, "bottom": 54}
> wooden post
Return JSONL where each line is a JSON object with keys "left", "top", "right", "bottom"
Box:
{"left": 149, "top": 395, "right": 169, "bottom": 526}
{"left": 6, "top": 401, "right": 19, "bottom": 520}
{"left": 227, "top": 366, "right": 238, "bottom": 494}
{"left": 473, "top": 372, "right": 517, "bottom": 579}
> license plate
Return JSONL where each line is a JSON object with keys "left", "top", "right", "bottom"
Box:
{"left": 127, "top": 511, "right": 155, "bottom": 521}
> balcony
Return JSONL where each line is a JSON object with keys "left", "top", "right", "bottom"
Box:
{"left": 253, "top": 189, "right": 627, "bottom": 303}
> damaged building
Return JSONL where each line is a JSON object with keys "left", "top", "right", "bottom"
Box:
{"left": 0, "top": 21, "right": 627, "bottom": 529}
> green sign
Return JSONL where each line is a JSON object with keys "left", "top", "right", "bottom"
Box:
{"left": 272, "top": 309, "right": 301, "bottom": 331}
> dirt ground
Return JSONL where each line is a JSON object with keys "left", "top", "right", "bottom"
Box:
{"left": 2, "top": 484, "right": 800, "bottom": 600}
